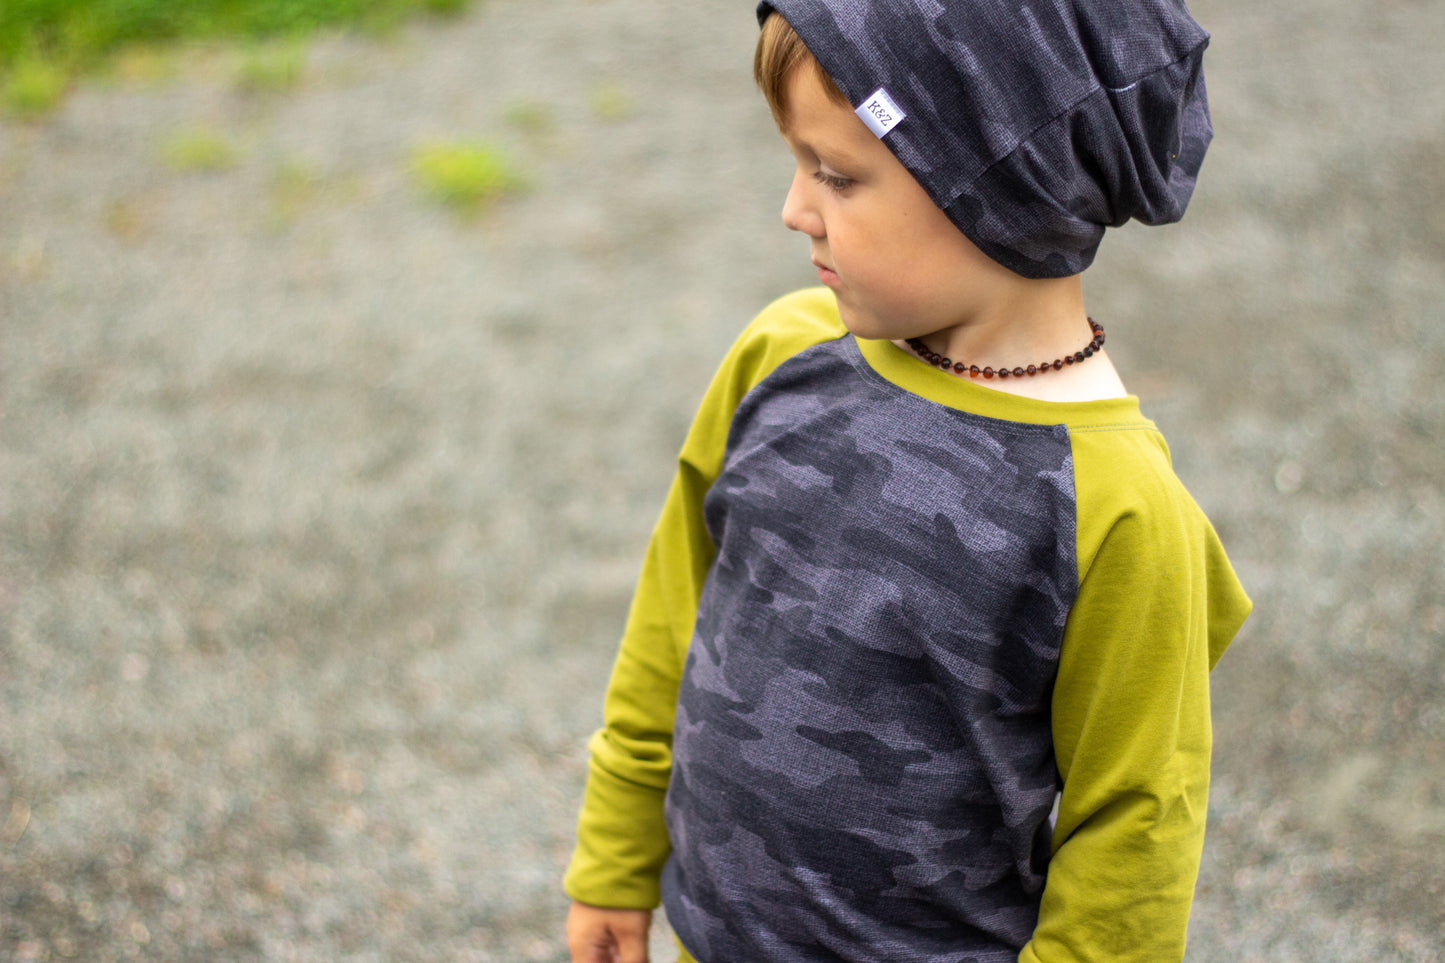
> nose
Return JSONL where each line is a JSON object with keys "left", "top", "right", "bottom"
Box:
{"left": 781, "top": 169, "right": 824, "bottom": 238}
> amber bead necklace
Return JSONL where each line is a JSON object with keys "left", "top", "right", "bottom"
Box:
{"left": 906, "top": 317, "right": 1105, "bottom": 380}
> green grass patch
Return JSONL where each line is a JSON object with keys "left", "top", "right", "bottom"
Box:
{"left": 235, "top": 39, "right": 306, "bottom": 93}
{"left": 107, "top": 44, "right": 182, "bottom": 85}
{"left": 2, "top": 55, "right": 68, "bottom": 116}
{"left": 410, "top": 140, "right": 525, "bottom": 216}
{"left": 1, "top": 0, "right": 474, "bottom": 114}
{"left": 160, "top": 126, "right": 241, "bottom": 172}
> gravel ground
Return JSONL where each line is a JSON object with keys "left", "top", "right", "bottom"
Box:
{"left": 2, "top": 0, "right": 1442, "bottom": 960}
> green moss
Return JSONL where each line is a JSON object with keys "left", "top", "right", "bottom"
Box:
{"left": 410, "top": 140, "right": 525, "bottom": 216}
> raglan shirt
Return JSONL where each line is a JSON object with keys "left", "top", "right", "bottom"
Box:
{"left": 564, "top": 288, "right": 1251, "bottom": 963}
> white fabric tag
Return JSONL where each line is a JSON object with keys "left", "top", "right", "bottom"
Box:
{"left": 855, "top": 88, "right": 906, "bottom": 139}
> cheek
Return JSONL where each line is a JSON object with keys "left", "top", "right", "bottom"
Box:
{"left": 827, "top": 218, "right": 893, "bottom": 279}
{"left": 836, "top": 229, "right": 920, "bottom": 297}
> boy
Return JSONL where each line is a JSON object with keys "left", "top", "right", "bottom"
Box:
{"left": 564, "top": 1, "right": 1250, "bottom": 960}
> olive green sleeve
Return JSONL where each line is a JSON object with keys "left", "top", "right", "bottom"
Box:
{"left": 562, "top": 289, "right": 845, "bottom": 908}
{"left": 1019, "top": 425, "right": 1251, "bottom": 962}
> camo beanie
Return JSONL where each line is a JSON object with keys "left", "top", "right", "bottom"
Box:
{"left": 757, "top": 0, "right": 1213, "bottom": 278}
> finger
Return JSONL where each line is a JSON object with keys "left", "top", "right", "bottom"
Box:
{"left": 568, "top": 934, "right": 613, "bottom": 963}
{"left": 617, "top": 915, "right": 654, "bottom": 963}
{"left": 566, "top": 918, "right": 614, "bottom": 963}
{"left": 614, "top": 928, "right": 649, "bottom": 963}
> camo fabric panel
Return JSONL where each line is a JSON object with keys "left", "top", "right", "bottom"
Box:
{"left": 661, "top": 335, "right": 1077, "bottom": 962}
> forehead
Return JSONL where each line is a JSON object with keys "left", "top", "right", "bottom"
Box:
{"left": 768, "top": 46, "right": 843, "bottom": 124}
{"left": 778, "top": 67, "right": 876, "bottom": 160}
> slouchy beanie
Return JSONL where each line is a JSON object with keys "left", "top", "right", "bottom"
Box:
{"left": 757, "top": 0, "right": 1214, "bottom": 278}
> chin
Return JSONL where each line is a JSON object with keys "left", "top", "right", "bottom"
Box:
{"left": 834, "top": 306, "right": 899, "bottom": 342}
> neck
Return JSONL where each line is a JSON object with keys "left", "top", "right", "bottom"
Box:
{"left": 932, "top": 274, "right": 1087, "bottom": 364}
{"left": 895, "top": 275, "right": 1128, "bottom": 402}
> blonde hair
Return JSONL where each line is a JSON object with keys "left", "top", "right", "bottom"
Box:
{"left": 753, "top": 12, "right": 849, "bottom": 126}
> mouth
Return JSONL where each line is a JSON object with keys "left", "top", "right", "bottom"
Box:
{"left": 812, "top": 260, "right": 840, "bottom": 286}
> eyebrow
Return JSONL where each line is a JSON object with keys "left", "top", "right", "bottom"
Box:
{"left": 782, "top": 127, "right": 866, "bottom": 171}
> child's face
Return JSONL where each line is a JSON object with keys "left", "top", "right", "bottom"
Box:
{"left": 778, "top": 67, "right": 1013, "bottom": 342}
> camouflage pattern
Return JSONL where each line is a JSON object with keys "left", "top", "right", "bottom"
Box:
{"left": 661, "top": 336, "right": 1076, "bottom": 962}
{"left": 758, "top": 0, "right": 1213, "bottom": 278}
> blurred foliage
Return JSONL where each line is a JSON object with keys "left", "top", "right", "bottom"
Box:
{"left": 0, "top": 0, "right": 471, "bottom": 115}
{"left": 235, "top": 38, "right": 307, "bottom": 93}
{"left": 2, "top": 54, "right": 67, "bottom": 115}
{"left": 410, "top": 140, "right": 525, "bottom": 216}
{"left": 107, "top": 43, "right": 181, "bottom": 84}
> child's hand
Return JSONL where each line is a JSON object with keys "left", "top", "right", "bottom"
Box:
{"left": 566, "top": 901, "right": 652, "bottom": 963}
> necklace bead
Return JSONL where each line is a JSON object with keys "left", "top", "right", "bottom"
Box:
{"left": 907, "top": 318, "right": 1105, "bottom": 380}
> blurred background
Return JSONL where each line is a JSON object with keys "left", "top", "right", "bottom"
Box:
{"left": 1, "top": 0, "right": 1441, "bottom": 960}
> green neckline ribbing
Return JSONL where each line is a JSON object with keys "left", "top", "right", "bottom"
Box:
{"left": 853, "top": 330, "right": 1151, "bottom": 430}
